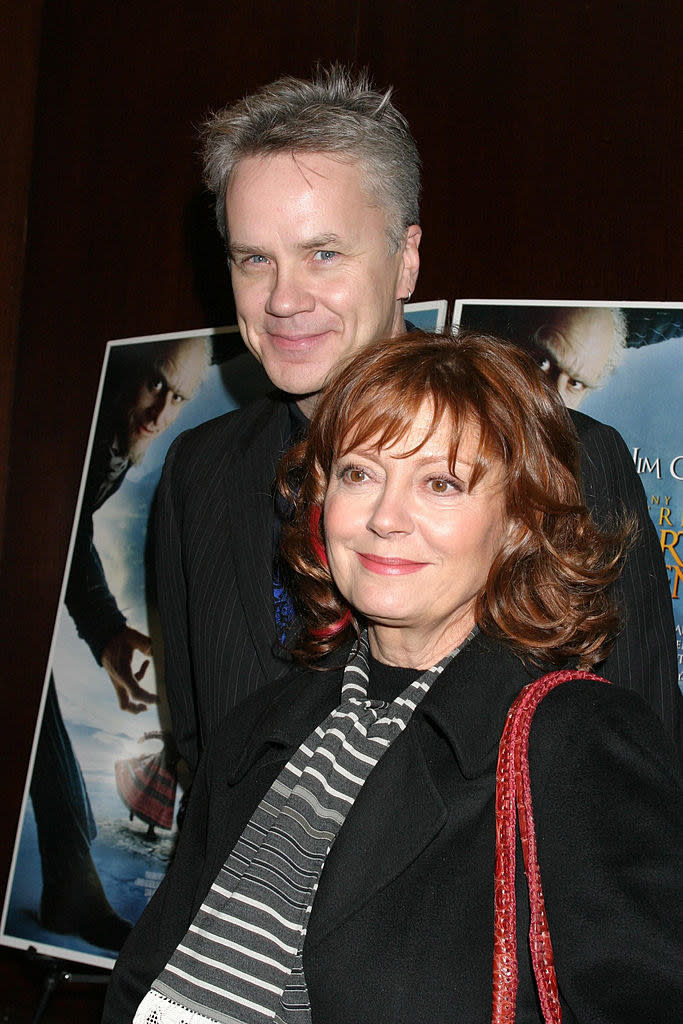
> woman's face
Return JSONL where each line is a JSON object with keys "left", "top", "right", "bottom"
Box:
{"left": 323, "top": 404, "right": 508, "bottom": 661}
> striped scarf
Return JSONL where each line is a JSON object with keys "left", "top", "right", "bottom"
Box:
{"left": 134, "top": 632, "right": 466, "bottom": 1024}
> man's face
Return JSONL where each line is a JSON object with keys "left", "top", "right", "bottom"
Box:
{"left": 125, "top": 338, "right": 207, "bottom": 463}
{"left": 225, "top": 151, "right": 421, "bottom": 416}
{"left": 526, "top": 308, "right": 617, "bottom": 409}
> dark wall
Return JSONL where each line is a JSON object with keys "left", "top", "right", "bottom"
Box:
{"left": 1, "top": 1, "right": 681, "bottom": 1015}
{"left": 0, "top": 0, "right": 42, "bottom": 560}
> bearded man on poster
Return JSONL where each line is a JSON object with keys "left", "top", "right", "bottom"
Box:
{"left": 157, "top": 66, "right": 677, "bottom": 776}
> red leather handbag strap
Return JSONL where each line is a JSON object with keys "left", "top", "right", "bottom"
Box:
{"left": 491, "top": 669, "right": 609, "bottom": 1024}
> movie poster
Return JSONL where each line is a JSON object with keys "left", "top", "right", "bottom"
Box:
{"left": 0, "top": 327, "right": 274, "bottom": 968}
{"left": 404, "top": 299, "right": 448, "bottom": 332}
{"left": 1, "top": 301, "right": 447, "bottom": 969}
{"left": 454, "top": 300, "right": 683, "bottom": 690}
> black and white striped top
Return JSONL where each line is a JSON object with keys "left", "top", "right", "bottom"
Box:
{"left": 134, "top": 632, "right": 470, "bottom": 1024}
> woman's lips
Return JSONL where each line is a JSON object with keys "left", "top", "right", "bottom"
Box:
{"left": 357, "top": 553, "right": 427, "bottom": 575}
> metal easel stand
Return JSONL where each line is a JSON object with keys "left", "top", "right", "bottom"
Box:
{"left": 27, "top": 948, "right": 110, "bottom": 1024}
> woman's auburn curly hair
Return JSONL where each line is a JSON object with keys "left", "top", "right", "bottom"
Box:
{"left": 277, "top": 330, "right": 633, "bottom": 668}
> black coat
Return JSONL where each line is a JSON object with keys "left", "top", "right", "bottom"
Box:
{"left": 104, "top": 633, "right": 682, "bottom": 1022}
{"left": 154, "top": 396, "right": 679, "bottom": 771}
{"left": 64, "top": 431, "right": 130, "bottom": 664}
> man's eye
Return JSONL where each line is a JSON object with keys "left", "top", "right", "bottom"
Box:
{"left": 149, "top": 378, "right": 164, "bottom": 392}
{"left": 567, "top": 378, "right": 586, "bottom": 393}
{"left": 236, "top": 256, "right": 270, "bottom": 268}
{"left": 536, "top": 356, "right": 552, "bottom": 373}
{"left": 171, "top": 393, "right": 185, "bottom": 404}
{"left": 313, "top": 250, "right": 338, "bottom": 262}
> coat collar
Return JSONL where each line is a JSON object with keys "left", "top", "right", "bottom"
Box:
{"left": 220, "top": 644, "right": 348, "bottom": 785}
{"left": 419, "top": 631, "right": 539, "bottom": 778}
{"left": 228, "top": 633, "right": 541, "bottom": 784}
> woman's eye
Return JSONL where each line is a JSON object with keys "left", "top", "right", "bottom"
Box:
{"left": 341, "top": 467, "right": 368, "bottom": 483}
{"left": 427, "top": 477, "right": 460, "bottom": 494}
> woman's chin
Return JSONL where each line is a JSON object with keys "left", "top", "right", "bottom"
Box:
{"left": 359, "top": 608, "right": 420, "bottom": 632}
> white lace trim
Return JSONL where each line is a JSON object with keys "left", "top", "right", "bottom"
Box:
{"left": 134, "top": 990, "right": 226, "bottom": 1024}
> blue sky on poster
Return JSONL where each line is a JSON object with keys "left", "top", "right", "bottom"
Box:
{"left": 581, "top": 336, "right": 682, "bottom": 462}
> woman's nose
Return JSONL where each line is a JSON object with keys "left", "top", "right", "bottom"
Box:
{"left": 366, "top": 484, "right": 413, "bottom": 537}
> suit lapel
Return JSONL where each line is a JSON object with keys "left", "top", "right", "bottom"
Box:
{"left": 225, "top": 397, "right": 291, "bottom": 678}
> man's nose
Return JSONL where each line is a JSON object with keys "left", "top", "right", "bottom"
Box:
{"left": 149, "top": 391, "right": 175, "bottom": 431}
{"left": 265, "top": 264, "right": 315, "bottom": 317}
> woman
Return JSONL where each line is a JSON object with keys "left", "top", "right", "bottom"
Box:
{"left": 105, "top": 332, "right": 681, "bottom": 1022}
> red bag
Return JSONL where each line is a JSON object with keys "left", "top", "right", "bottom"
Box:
{"left": 491, "top": 669, "right": 609, "bottom": 1023}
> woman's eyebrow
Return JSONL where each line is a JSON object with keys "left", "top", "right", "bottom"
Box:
{"left": 339, "top": 448, "right": 474, "bottom": 469}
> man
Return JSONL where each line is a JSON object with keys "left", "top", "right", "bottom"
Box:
{"left": 31, "top": 336, "right": 208, "bottom": 949}
{"left": 157, "top": 67, "right": 677, "bottom": 775}
{"left": 67, "top": 336, "right": 210, "bottom": 711}
{"left": 458, "top": 304, "right": 627, "bottom": 409}
{"left": 519, "top": 306, "right": 626, "bottom": 408}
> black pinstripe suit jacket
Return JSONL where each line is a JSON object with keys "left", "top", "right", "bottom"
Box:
{"left": 155, "top": 394, "right": 679, "bottom": 771}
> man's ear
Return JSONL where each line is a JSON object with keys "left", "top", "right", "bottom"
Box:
{"left": 397, "top": 224, "right": 421, "bottom": 300}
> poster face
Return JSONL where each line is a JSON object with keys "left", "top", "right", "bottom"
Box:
{"left": 454, "top": 300, "right": 683, "bottom": 691}
{"left": 0, "top": 327, "right": 273, "bottom": 968}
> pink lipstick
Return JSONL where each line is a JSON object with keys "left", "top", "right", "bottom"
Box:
{"left": 357, "top": 553, "right": 427, "bottom": 576}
